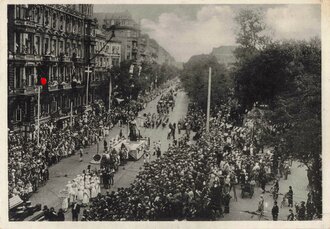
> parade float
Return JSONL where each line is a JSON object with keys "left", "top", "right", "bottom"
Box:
{"left": 90, "top": 118, "right": 148, "bottom": 168}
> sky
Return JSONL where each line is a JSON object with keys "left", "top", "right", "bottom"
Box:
{"left": 94, "top": 4, "right": 321, "bottom": 62}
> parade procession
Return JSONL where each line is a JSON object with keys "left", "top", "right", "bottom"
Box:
{"left": 5, "top": 3, "right": 323, "bottom": 224}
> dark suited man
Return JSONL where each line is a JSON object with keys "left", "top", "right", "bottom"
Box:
{"left": 71, "top": 201, "right": 81, "bottom": 221}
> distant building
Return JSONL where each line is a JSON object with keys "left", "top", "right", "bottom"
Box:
{"left": 94, "top": 28, "right": 111, "bottom": 82}
{"left": 210, "top": 45, "right": 237, "bottom": 67}
{"left": 139, "top": 33, "right": 175, "bottom": 65}
{"left": 95, "top": 11, "right": 175, "bottom": 66}
{"left": 99, "top": 11, "right": 140, "bottom": 63}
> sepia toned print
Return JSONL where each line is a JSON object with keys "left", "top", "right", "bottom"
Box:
{"left": 7, "top": 3, "right": 321, "bottom": 222}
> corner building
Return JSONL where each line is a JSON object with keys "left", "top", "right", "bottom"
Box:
{"left": 7, "top": 4, "right": 98, "bottom": 132}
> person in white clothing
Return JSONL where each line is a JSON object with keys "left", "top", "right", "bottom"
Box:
{"left": 91, "top": 182, "right": 97, "bottom": 199}
{"left": 82, "top": 186, "right": 90, "bottom": 206}
{"left": 77, "top": 188, "right": 84, "bottom": 203}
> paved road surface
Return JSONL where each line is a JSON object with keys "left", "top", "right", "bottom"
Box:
{"left": 29, "top": 89, "right": 189, "bottom": 215}
{"left": 221, "top": 161, "right": 309, "bottom": 221}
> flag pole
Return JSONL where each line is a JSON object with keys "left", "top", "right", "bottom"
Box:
{"left": 109, "top": 73, "right": 112, "bottom": 112}
{"left": 206, "top": 67, "right": 212, "bottom": 133}
{"left": 70, "top": 101, "right": 73, "bottom": 127}
{"left": 86, "top": 66, "right": 91, "bottom": 106}
{"left": 37, "top": 85, "right": 41, "bottom": 146}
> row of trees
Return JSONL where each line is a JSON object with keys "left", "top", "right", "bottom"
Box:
{"left": 97, "top": 60, "right": 179, "bottom": 108}
{"left": 180, "top": 8, "right": 322, "bottom": 216}
{"left": 180, "top": 54, "right": 233, "bottom": 110}
{"left": 233, "top": 9, "right": 321, "bottom": 215}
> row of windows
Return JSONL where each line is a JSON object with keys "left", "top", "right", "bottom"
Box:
{"left": 13, "top": 65, "right": 87, "bottom": 89}
{"left": 14, "top": 31, "right": 84, "bottom": 57}
{"left": 15, "top": 5, "right": 90, "bottom": 36}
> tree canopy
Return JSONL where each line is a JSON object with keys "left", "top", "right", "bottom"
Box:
{"left": 180, "top": 54, "right": 233, "bottom": 110}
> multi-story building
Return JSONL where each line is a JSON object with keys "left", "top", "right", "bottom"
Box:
{"left": 94, "top": 28, "right": 111, "bottom": 82}
{"left": 7, "top": 4, "right": 97, "bottom": 131}
{"left": 95, "top": 11, "right": 140, "bottom": 63}
{"left": 139, "top": 33, "right": 175, "bottom": 65}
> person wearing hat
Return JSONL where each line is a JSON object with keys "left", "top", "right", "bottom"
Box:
{"left": 71, "top": 201, "right": 81, "bottom": 221}
{"left": 272, "top": 201, "right": 279, "bottom": 221}
{"left": 287, "top": 186, "right": 293, "bottom": 208}
{"left": 298, "top": 201, "right": 306, "bottom": 220}
{"left": 48, "top": 207, "right": 58, "bottom": 221}
{"left": 57, "top": 208, "right": 65, "bottom": 221}
{"left": 257, "top": 195, "right": 264, "bottom": 220}
{"left": 287, "top": 209, "right": 295, "bottom": 221}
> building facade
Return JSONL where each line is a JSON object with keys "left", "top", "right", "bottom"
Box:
{"left": 139, "top": 33, "right": 175, "bottom": 65}
{"left": 7, "top": 4, "right": 98, "bottom": 131}
{"left": 96, "top": 11, "right": 140, "bottom": 63}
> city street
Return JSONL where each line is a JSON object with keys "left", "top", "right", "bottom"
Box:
{"left": 6, "top": 4, "right": 322, "bottom": 224}
{"left": 29, "top": 88, "right": 309, "bottom": 221}
{"left": 222, "top": 161, "right": 309, "bottom": 221}
{"left": 29, "top": 88, "right": 190, "bottom": 214}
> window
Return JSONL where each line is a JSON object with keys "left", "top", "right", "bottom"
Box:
{"left": 60, "top": 66, "right": 64, "bottom": 82}
{"left": 16, "top": 106, "right": 22, "bottom": 122}
{"left": 15, "top": 6, "right": 20, "bottom": 19}
{"left": 34, "top": 7, "right": 39, "bottom": 23}
{"left": 77, "top": 44, "right": 81, "bottom": 57}
{"left": 72, "top": 43, "right": 76, "bottom": 55}
{"left": 25, "top": 33, "right": 33, "bottom": 54}
{"left": 59, "top": 40, "right": 64, "bottom": 53}
{"left": 52, "top": 13, "right": 57, "bottom": 29}
{"left": 14, "top": 67, "right": 21, "bottom": 88}
{"left": 51, "top": 39, "right": 56, "bottom": 56}
{"left": 60, "top": 15, "right": 64, "bottom": 31}
{"left": 26, "top": 67, "right": 34, "bottom": 86}
{"left": 112, "top": 57, "right": 120, "bottom": 67}
{"left": 44, "top": 38, "right": 49, "bottom": 54}
{"left": 27, "top": 7, "right": 33, "bottom": 21}
{"left": 66, "top": 42, "right": 71, "bottom": 56}
{"left": 52, "top": 66, "right": 57, "bottom": 81}
{"left": 38, "top": 7, "right": 42, "bottom": 24}
{"left": 44, "top": 10, "right": 49, "bottom": 26}
{"left": 112, "top": 45, "right": 120, "bottom": 54}
{"left": 34, "top": 36, "right": 40, "bottom": 55}
{"left": 15, "top": 32, "right": 21, "bottom": 53}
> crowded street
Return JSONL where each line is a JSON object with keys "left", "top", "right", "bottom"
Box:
{"left": 28, "top": 86, "right": 189, "bottom": 214}
{"left": 6, "top": 3, "right": 322, "bottom": 224}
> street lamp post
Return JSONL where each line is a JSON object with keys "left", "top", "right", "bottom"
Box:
{"left": 206, "top": 67, "right": 212, "bottom": 133}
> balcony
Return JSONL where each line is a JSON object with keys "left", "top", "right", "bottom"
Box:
{"left": 59, "top": 53, "right": 71, "bottom": 62}
{"left": 48, "top": 82, "right": 59, "bottom": 92}
{"left": 14, "top": 19, "right": 36, "bottom": 33}
{"left": 59, "top": 82, "right": 71, "bottom": 90}
{"left": 14, "top": 86, "right": 38, "bottom": 95}
{"left": 13, "top": 52, "right": 42, "bottom": 61}
{"left": 43, "top": 54, "right": 57, "bottom": 62}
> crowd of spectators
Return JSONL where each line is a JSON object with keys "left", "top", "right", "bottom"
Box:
{"left": 81, "top": 101, "right": 319, "bottom": 221}
{"left": 8, "top": 81, "right": 174, "bottom": 201}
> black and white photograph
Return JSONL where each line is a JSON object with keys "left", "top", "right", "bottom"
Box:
{"left": 2, "top": 1, "right": 329, "bottom": 227}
